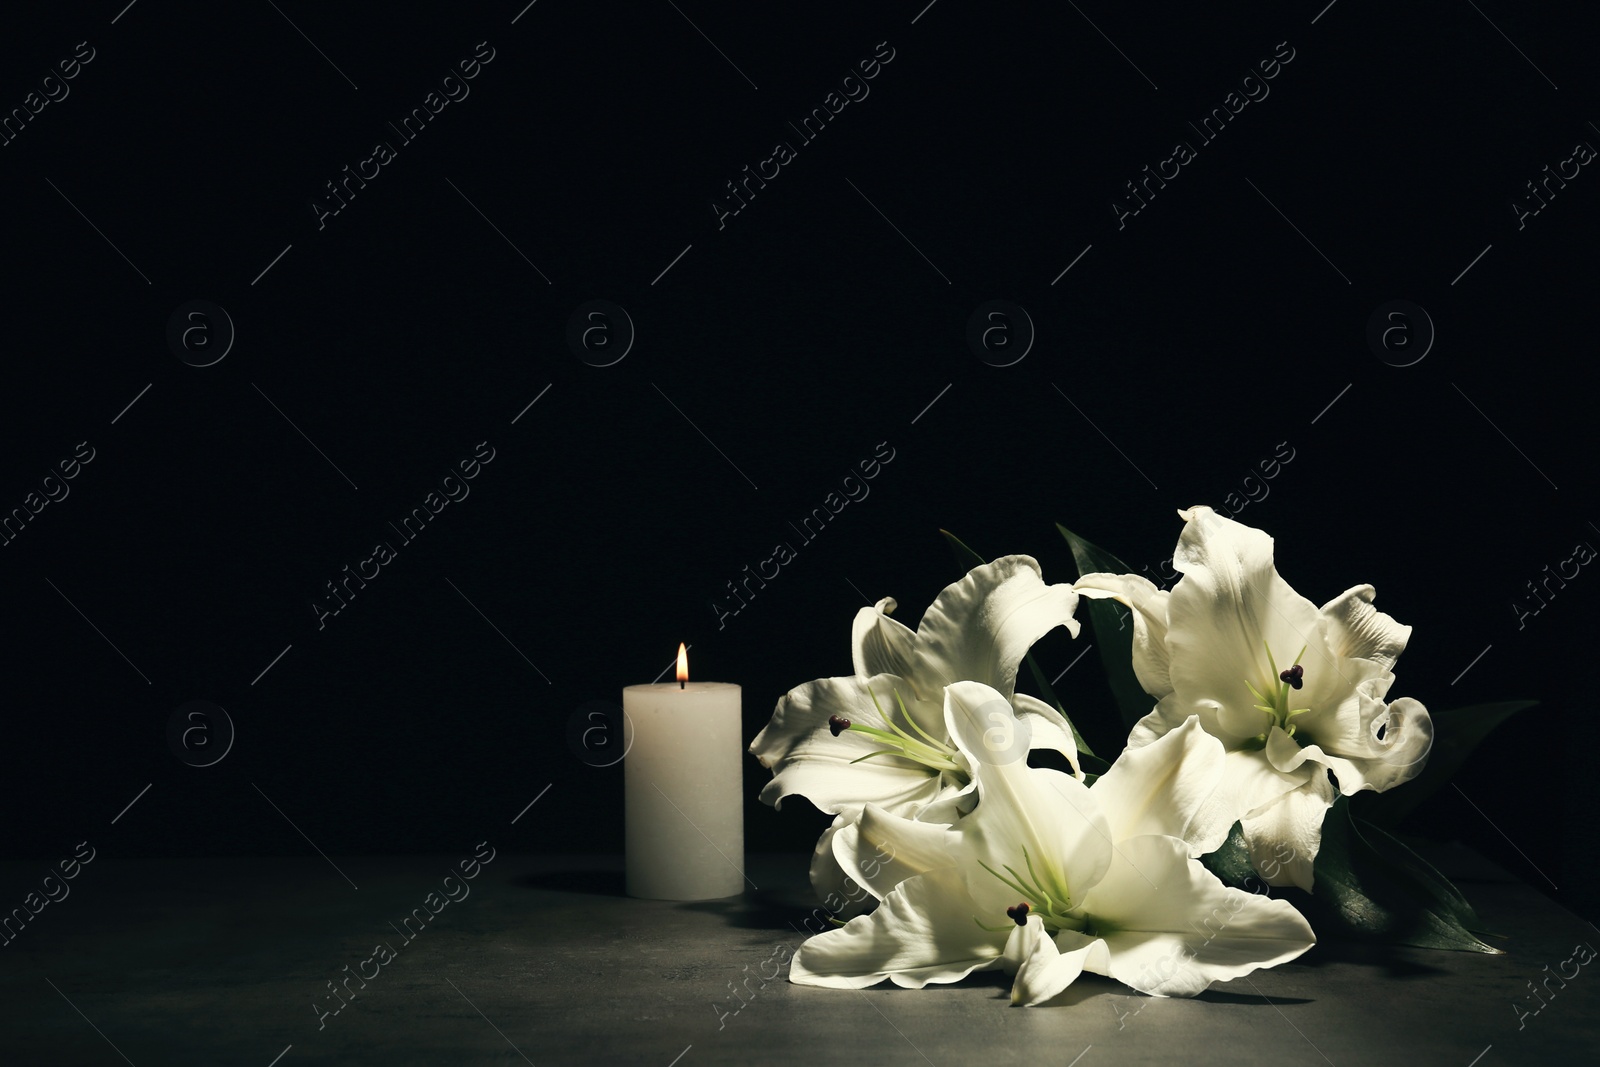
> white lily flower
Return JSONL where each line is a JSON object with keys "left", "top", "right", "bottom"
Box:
{"left": 829, "top": 689, "right": 1236, "bottom": 905}
{"left": 790, "top": 682, "right": 1316, "bottom": 1003}
{"left": 1074, "top": 506, "right": 1433, "bottom": 891}
{"left": 750, "top": 556, "right": 1083, "bottom": 906}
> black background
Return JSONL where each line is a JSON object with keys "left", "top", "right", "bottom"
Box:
{"left": 3, "top": 1, "right": 1596, "bottom": 917}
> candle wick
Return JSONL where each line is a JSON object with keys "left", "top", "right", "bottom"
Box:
{"left": 679, "top": 679, "right": 685, "bottom": 690}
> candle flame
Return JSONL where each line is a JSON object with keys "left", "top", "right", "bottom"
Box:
{"left": 676, "top": 642, "right": 689, "bottom": 684}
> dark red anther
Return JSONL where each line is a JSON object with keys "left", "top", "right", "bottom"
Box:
{"left": 1279, "top": 664, "right": 1304, "bottom": 690}
{"left": 1006, "top": 902, "right": 1031, "bottom": 926}
{"left": 828, "top": 715, "right": 852, "bottom": 737}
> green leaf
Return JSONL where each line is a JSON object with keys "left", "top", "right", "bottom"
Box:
{"left": 1024, "top": 654, "right": 1103, "bottom": 765}
{"left": 1356, "top": 818, "right": 1492, "bottom": 936}
{"left": 940, "top": 527, "right": 988, "bottom": 576}
{"left": 1200, "top": 822, "right": 1260, "bottom": 890}
{"left": 1303, "top": 796, "right": 1502, "bottom": 953}
{"left": 939, "top": 529, "right": 1099, "bottom": 761}
{"left": 1073, "top": 750, "right": 1110, "bottom": 777}
{"left": 1056, "top": 524, "right": 1153, "bottom": 734}
{"left": 1360, "top": 701, "right": 1537, "bottom": 828}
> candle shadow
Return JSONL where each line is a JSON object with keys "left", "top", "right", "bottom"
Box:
{"left": 677, "top": 889, "right": 823, "bottom": 932}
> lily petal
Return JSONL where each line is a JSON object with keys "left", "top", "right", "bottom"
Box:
{"left": 1126, "top": 693, "right": 1206, "bottom": 749}
{"left": 851, "top": 596, "right": 920, "bottom": 681}
{"left": 809, "top": 816, "right": 873, "bottom": 920}
{"left": 1004, "top": 916, "right": 1112, "bottom": 1006}
{"left": 1013, "top": 692, "right": 1082, "bottom": 777}
{"left": 1319, "top": 584, "right": 1412, "bottom": 672}
{"left": 1090, "top": 716, "right": 1231, "bottom": 855}
{"left": 1073, "top": 572, "right": 1174, "bottom": 698}
{"left": 1164, "top": 507, "right": 1323, "bottom": 743}
{"left": 789, "top": 866, "right": 1005, "bottom": 989}
{"left": 1237, "top": 761, "right": 1336, "bottom": 891}
{"left": 913, "top": 556, "right": 1080, "bottom": 700}
{"left": 749, "top": 674, "right": 954, "bottom": 817}
{"left": 1084, "top": 835, "right": 1317, "bottom": 997}
{"left": 1290, "top": 653, "right": 1389, "bottom": 750}
{"left": 1191, "top": 746, "right": 1316, "bottom": 852}
{"left": 914, "top": 775, "right": 979, "bottom": 826}
{"left": 1292, "top": 688, "right": 1433, "bottom": 795}
{"left": 833, "top": 803, "right": 962, "bottom": 902}
{"left": 945, "top": 681, "right": 1114, "bottom": 915}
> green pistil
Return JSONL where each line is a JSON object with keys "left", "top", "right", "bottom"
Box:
{"left": 1243, "top": 640, "right": 1312, "bottom": 745}
{"left": 836, "top": 686, "right": 962, "bottom": 773}
{"left": 973, "top": 846, "right": 1086, "bottom": 935}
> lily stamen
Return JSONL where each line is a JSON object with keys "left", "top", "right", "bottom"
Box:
{"left": 835, "top": 686, "right": 963, "bottom": 774}
{"left": 975, "top": 846, "right": 1083, "bottom": 934}
{"left": 1246, "top": 642, "right": 1312, "bottom": 741}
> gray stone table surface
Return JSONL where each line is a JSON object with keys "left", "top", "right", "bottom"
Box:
{"left": 2, "top": 849, "right": 1596, "bottom": 1065}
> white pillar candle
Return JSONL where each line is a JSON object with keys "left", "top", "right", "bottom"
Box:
{"left": 624, "top": 646, "right": 744, "bottom": 900}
